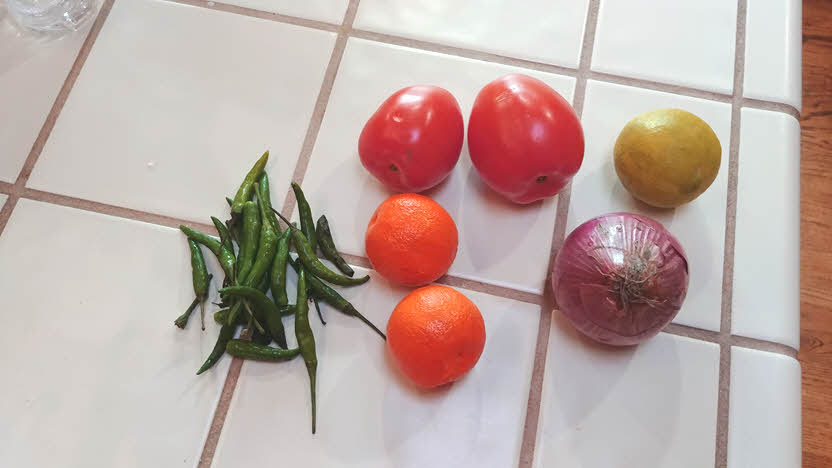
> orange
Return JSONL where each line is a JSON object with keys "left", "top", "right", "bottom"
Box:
{"left": 386, "top": 285, "right": 486, "bottom": 388}
{"left": 364, "top": 193, "right": 458, "bottom": 287}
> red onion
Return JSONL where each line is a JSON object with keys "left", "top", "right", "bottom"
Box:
{"left": 552, "top": 212, "right": 689, "bottom": 345}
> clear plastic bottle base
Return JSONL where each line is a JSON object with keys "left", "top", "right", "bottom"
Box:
{"left": 6, "top": 0, "right": 96, "bottom": 32}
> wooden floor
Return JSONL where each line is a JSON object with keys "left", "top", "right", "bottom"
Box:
{"left": 801, "top": 0, "right": 832, "bottom": 466}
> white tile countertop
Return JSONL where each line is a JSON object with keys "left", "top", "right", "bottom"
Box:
{"left": 0, "top": 1, "right": 801, "bottom": 467}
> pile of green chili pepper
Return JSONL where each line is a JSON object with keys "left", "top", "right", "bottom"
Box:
{"left": 174, "top": 152, "right": 384, "bottom": 434}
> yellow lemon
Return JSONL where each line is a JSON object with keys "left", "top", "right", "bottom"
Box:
{"left": 614, "top": 109, "right": 721, "bottom": 208}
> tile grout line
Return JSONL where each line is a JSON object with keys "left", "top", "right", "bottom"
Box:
{"left": 731, "top": 334, "right": 797, "bottom": 359}
{"left": 715, "top": 342, "right": 732, "bottom": 467}
{"left": 0, "top": 1, "right": 799, "bottom": 464}
{"left": 0, "top": 0, "right": 115, "bottom": 239}
{"left": 350, "top": 28, "right": 580, "bottom": 78}
{"left": 197, "top": 2, "right": 362, "bottom": 466}
{"left": 16, "top": 183, "right": 801, "bottom": 362}
{"left": 165, "top": 0, "right": 340, "bottom": 31}
{"left": 157, "top": 0, "right": 801, "bottom": 119}
{"left": 13, "top": 0, "right": 115, "bottom": 190}
{"left": 197, "top": 357, "right": 243, "bottom": 468}
{"left": 22, "top": 188, "right": 216, "bottom": 232}
{"left": 714, "top": 1, "right": 747, "bottom": 467}
{"left": 338, "top": 252, "right": 546, "bottom": 306}
{"left": 279, "top": 0, "right": 360, "bottom": 220}
{"left": 741, "top": 97, "right": 800, "bottom": 121}
{"left": 517, "top": 2, "right": 600, "bottom": 467}
{"left": 586, "top": 70, "right": 733, "bottom": 103}
{"left": 435, "top": 275, "right": 544, "bottom": 306}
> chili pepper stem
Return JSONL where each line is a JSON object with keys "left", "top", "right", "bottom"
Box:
{"left": 243, "top": 300, "right": 266, "bottom": 335}
{"left": 225, "top": 300, "right": 240, "bottom": 326}
{"left": 175, "top": 297, "right": 200, "bottom": 329}
{"left": 244, "top": 313, "right": 254, "bottom": 340}
{"left": 349, "top": 306, "right": 387, "bottom": 340}
{"left": 225, "top": 217, "right": 238, "bottom": 244}
{"left": 310, "top": 373, "right": 317, "bottom": 434}
{"left": 272, "top": 208, "right": 291, "bottom": 227}
{"left": 313, "top": 297, "right": 326, "bottom": 326}
{"left": 200, "top": 300, "right": 206, "bottom": 331}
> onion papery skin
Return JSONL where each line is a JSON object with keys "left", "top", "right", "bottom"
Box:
{"left": 552, "top": 212, "right": 689, "bottom": 346}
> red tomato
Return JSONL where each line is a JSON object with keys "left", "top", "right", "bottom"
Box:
{"left": 467, "top": 74, "right": 584, "bottom": 204}
{"left": 359, "top": 85, "right": 464, "bottom": 193}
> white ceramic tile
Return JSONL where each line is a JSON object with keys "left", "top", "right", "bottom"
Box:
{"left": 354, "top": 0, "right": 590, "bottom": 68}
{"left": 28, "top": 0, "right": 335, "bottom": 224}
{"left": 728, "top": 347, "right": 801, "bottom": 468}
{"left": 571, "top": 80, "right": 732, "bottom": 331}
{"left": 592, "top": 0, "right": 737, "bottom": 94}
{"left": 212, "top": 266, "right": 540, "bottom": 468}
{"left": 218, "top": 0, "right": 349, "bottom": 24}
{"left": 299, "top": 38, "right": 576, "bottom": 294}
{"left": 0, "top": 199, "right": 230, "bottom": 466}
{"left": 732, "top": 109, "right": 800, "bottom": 349}
{"left": 0, "top": 194, "right": 7, "bottom": 208}
{"left": 744, "top": 0, "right": 802, "bottom": 110}
{"left": 534, "top": 313, "right": 720, "bottom": 468}
{"left": 0, "top": 8, "right": 90, "bottom": 182}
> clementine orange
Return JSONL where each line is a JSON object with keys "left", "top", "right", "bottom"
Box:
{"left": 386, "top": 285, "right": 486, "bottom": 388}
{"left": 364, "top": 193, "right": 458, "bottom": 287}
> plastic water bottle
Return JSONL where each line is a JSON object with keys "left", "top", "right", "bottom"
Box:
{"left": 6, "top": 0, "right": 96, "bottom": 32}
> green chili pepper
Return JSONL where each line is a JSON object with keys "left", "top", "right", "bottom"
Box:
{"left": 273, "top": 210, "right": 369, "bottom": 287}
{"left": 224, "top": 298, "right": 265, "bottom": 334}
{"left": 289, "top": 257, "right": 385, "bottom": 340}
{"left": 190, "top": 240, "right": 211, "bottom": 302}
{"left": 257, "top": 173, "right": 279, "bottom": 230}
{"left": 196, "top": 323, "right": 236, "bottom": 375}
{"left": 225, "top": 303, "right": 293, "bottom": 319}
{"left": 179, "top": 226, "right": 222, "bottom": 257}
{"left": 220, "top": 286, "right": 288, "bottom": 349}
{"left": 236, "top": 201, "right": 260, "bottom": 283}
{"left": 175, "top": 240, "right": 212, "bottom": 329}
{"left": 295, "top": 268, "right": 318, "bottom": 434}
{"left": 179, "top": 226, "right": 234, "bottom": 281}
{"left": 215, "top": 307, "right": 271, "bottom": 325}
{"left": 231, "top": 151, "right": 269, "bottom": 214}
{"left": 226, "top": 340, "right": 300, "bottom": 361}
{"left": 291, "top": 182, "right": 317, "bottom": 252}
{"left": 176, "top": 299, "right": 200, "bottom": 328}
{"left": 212, "top": 216, "right": 235, "bottom": 255}
{"left": 270, "top": 229, "right": 291, "bottom": 307}
{"left": 256, "top": 273, "right": 270, "bottom": 293}
{"left": 214, "top": 308, "right": 231, "bottom": 325}
{"left": 316, "top": 215, "right": 355, "bottom": 277}
{"left": 210, "top": 217, "right": 236, "bottom": 286}
{"left": 312, "top": 297, "right": 326, "bottom": 325}
{"left": 180, "top": 226, "right": 221, "bottom": 255}
{"left": 278, "top": 304, "right": 296, "bottom": 317}
{"left": 225, "top": 198, "right": 242, "bottom": 243}
{"left": 293, "top": 227, "right": 369, "bottom": 286}
{"left": 242, "top": 187, "right": 279, "bottom": 287}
